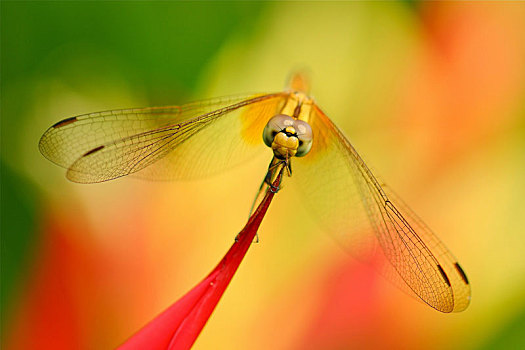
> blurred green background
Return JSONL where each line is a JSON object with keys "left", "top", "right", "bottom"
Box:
{"left": 2, "top": 1, "right": 525, "bottom": 349}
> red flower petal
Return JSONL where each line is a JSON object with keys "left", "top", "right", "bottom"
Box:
{"left": 119, "top": 178, "right": 279, "bottom": 350}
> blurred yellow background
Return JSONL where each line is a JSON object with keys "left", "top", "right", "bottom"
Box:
{"left": 2, "top": 2, "right": 525, "bottom": 349}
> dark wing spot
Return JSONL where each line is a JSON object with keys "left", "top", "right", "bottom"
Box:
{"left": 454, "top": 262, "right": 469, "bottom": 285}
{"left": 437, "top": 264, "right": 451, "bottom": 287}
{"left": 83, "top": 145, "right": 105, "bottom": 157}
{"left": 52, "top": 117, "right": 77, "bottom": 128}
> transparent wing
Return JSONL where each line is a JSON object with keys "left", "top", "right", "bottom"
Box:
{"left": 39, "top": 93, "right": 288, "bottom": 183}
{"left": 293, "top": 105, "right": 471, "bottom": 313}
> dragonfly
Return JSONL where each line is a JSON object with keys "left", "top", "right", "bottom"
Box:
{"left": 39, "top": 73, "right": 471, "bottom": 313}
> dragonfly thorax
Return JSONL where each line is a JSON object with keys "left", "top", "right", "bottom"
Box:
{"left": 263, "top": 114, "right": 313, "bottom": 160}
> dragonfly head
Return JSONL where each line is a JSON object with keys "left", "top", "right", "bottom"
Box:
{"left": 263, "top": 114, "right": 313, "bottom": 160}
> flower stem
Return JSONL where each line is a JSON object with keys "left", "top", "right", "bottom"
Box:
{"left": 119, "top": 173, "right": 282, "bottom": 350}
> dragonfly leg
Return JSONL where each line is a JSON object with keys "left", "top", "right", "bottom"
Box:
{"left": 234, "top": 232, "right": 260, "bottom": 243}
{"left": 238, "top": 156, "right": 287, "bottom": 243}
{"left": 266, "top": 170, "right": 282, "bottom": 193}
{"left": 286, "top": 158, "right": 292, "bottom": 177}
{"left": 248, "top": 173, "right": 269, "bottom": 218}
{"left": 269, "top": 182, "right": 280, "bottom": 193}
{"left": 264, "top": 158, "right": 287, "bottom": 193}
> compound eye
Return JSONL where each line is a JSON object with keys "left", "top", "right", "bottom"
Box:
{"left": 294, "top": 120, "right": 313, "bottom": 157}
{"left": 263, "top": 114, "right": 295, "bottom": 147}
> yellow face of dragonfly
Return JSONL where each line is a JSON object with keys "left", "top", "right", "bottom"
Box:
{"left": 262, "top": 114, "right": 313, "bottom": 160}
